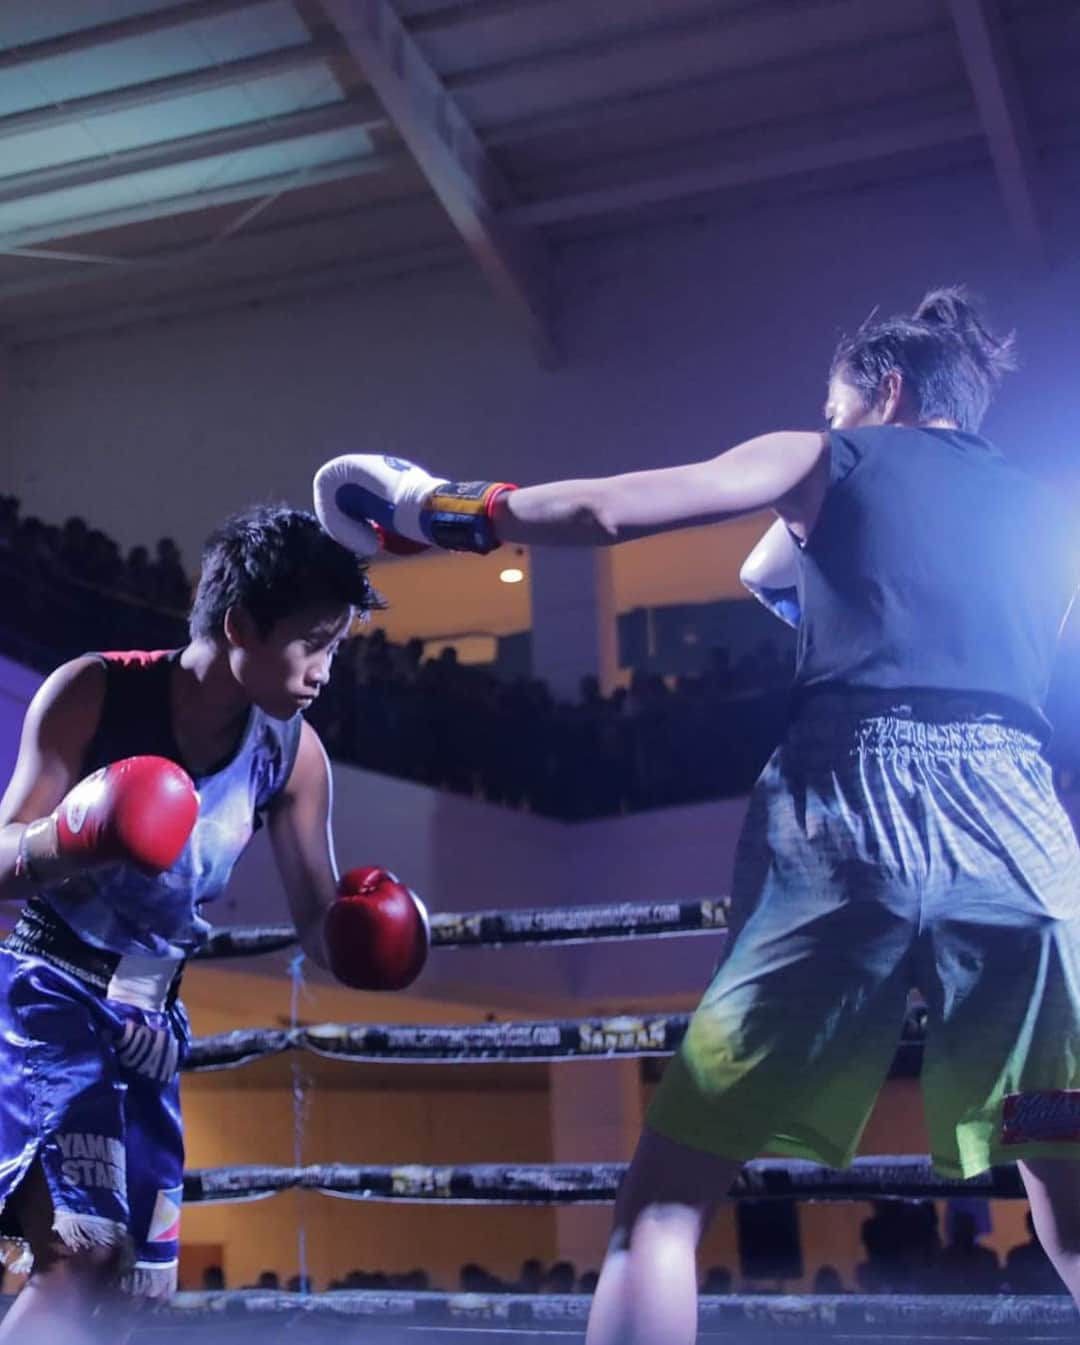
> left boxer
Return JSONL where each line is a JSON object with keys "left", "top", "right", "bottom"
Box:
{"left": 0, "top": 503, "right": 426, "bottom": 1345}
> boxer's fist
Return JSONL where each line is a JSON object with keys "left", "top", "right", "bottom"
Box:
{"left": 324, "top": 866, "right": 429, "bottom": 991}
{"left": 314, "top": 454, "right": 514, "bottom": 555}
{"left": 19, "top": 756, "right": 199, "bottom": 886}
{"left": 739, "top": 519, "right": 802, "bottom": 628}
{"left": 314, "top": 454, "right": 431, "bottom": 557}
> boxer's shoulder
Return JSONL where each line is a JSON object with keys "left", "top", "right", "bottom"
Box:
{"left": 27, "top": 655, "right": 107, "bottom": 735}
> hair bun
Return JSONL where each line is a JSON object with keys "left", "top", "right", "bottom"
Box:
{"left": 913, "top": 285, "right": 1016, "bottom": 381}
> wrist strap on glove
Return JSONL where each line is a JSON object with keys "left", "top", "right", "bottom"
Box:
{"left": 424, "top": 482, "right": 515, "bottom": 554}
{"left": 15, "top": 818, "right": 59, "bottom": 886}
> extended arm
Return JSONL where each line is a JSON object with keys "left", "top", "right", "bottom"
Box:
{"left": 493, "top": 432, "right": 828, "bottom": 546}
{"left": 314, "top": 432, "right": 830, "bottom": 555}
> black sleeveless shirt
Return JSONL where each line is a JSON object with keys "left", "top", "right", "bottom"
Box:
{"left": 791, "top": 427, "right": 1080, "bottom": 736}
{"left": 43, "top": 649, "right": 302, "bottom": 957}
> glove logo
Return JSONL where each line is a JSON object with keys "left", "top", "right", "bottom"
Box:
{"left": 63, "top": 768, "right": 107, "bottom": 836}
{"left": 64, "top": 797, "right": 88, "bottom": 835}
{"left": 382, "top": 456, "right": 412, "bottom": 473}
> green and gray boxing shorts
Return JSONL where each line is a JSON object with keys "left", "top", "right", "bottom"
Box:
{"left": 648, "top": 699, "right": 1080, "bottom": 1178}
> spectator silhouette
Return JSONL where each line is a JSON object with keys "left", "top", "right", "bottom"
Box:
{"left": 459, "top": 1263, "right": 502, "bottom": 1292}
{"left": 934, "top": 1210, "right": 1000, "bottom": 1294}
{"left": 1004, "top": 1213, "right": 1066, "bottom": 1294}
{"left": 904, "top": 1201, "right": 942, "bottom": 1293}
{"left": 856, "top": 1203, "right": 910, "bottom": 1293}
{"left": 517, "top": 1259, "right": 544, "bottom": 1294}
{"left": 543, "top": 1261, "right": 576, "bottom": 1294}
{"left": 201, "top": 1265, "right": 225, "bottom": 1291}
{"left": 702, "top": 1266, "right": 733, "bottom": 1294}
{"left": 811, "top": 1265, "right": 846, "bottom": 1294}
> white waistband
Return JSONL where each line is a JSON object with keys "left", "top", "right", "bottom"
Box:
{"left": 106, "top": 954, "right": 180, "bottom": 1013}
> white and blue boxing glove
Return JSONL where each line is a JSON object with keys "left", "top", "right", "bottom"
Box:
{"left": 740, "top": 518, "right": 802, "bottom": 628}
{"left": 314, "top": 455, "right": 515, "bottom": 556}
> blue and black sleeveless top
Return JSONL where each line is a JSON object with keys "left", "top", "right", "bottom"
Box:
{"left": 41, "top": 650, "right": 301, "bottom": 959}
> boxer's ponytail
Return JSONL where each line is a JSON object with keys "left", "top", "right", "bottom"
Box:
{"left": 831, "top": 286, "right": 1015, "bottom": 431}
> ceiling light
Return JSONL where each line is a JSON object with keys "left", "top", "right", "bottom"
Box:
{"left": 499, "top": 567, "right": 525, "bottom": 584}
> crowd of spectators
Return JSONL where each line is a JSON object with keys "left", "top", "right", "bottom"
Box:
{"left": 0, "top": 494, "right": 793, "bottom": 817}
{"left": 305, "top": 630, "right": 791, "bottom": 817}
{"left": 0, "top": 494, "right": 191, "bottom": 665}
{"left": 3, "top": 493, "right": 1080, "bottom": 819}
{"left": 190, "top": 1211, "right": 1063, "bottom": 1295}
{"left": 851, "top": 1205, "right": 1063, "bottom": 1296}
{"left": 0, "top": 494, "right": 189, "bottom": 611}
{"left": 190, "top": 1259, "right": 592, "bottom": 1295}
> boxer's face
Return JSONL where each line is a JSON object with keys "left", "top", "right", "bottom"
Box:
{"left": 823, "top": 371, "right": 875, "bottom": 430}
{"left": 825, "top": 367, "right": 907, "bottom": 430}
{"left": 230, "top": 600, "right": 353, "bottom": 720}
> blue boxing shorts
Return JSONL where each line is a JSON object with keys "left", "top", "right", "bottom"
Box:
{"left": 0, "top": 908, "right": 187, "bottom": 1299}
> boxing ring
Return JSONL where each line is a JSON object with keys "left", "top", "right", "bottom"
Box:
{"left": 29, "top": 900, "right": 1080, "bottom": 1341}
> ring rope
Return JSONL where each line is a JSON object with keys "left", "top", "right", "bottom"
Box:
{"left": 193, "top": 898, "right": 731, "bottom": 960}
{"left": 181, "top": 1155, "right": 1025, "bottom": 1206}
{"left": 146, "top": 1290, "right": 1078, "bottom": 1332}
{"left": 184, "top": 1008, "right": 927, "bottom": 1072}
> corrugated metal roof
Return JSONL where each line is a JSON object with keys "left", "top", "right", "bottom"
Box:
{"left": 0, "top": 0, "right": 1073, "bottom": 344}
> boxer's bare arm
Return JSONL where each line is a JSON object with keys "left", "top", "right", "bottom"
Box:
{"left": 492, "top": 432, "right": 830, "bottom": 547}
{"left": 266, "top": 719, "right": 338, "bottom": 968}
{"left": 0, "top": 658, "right": 105, "bottom": 900}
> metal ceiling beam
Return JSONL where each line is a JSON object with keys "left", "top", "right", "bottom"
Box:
{"left": 0, "top": 0, "right": 268, "bottom": 72}
{"left": 439, "top": 0, "right": 947, "bottom": 96}
{"left": 0, "top": 40, "right": 357, "bottom": 142}
{"left": 0, "top": 101, "right": 387, "bottom": 208}
{"left": 481, "top": 27, "right": 958, "bottom": 148}
{"left": 506, "top": 112, "right": 984, "bottom": 227}
{"left": 3, "top": 240, "right": 465, "bottom": 347}
{"left": 948, "top": 0, "right": 1045, "bottom": 262}
{"left": 441, "top": 0, "right": 759, "bottom": 89}
{"left": 0, "top": 189, "right": 431, "bottom": 294}
{"left": 319, "top": 0, "right": 556, "bottom": 362}
{"left": 5, "top": 246, "right": 124, "bottom": 265}
{"left": 406, "top": 0, "right": 564, "bottom": 33}
{"left": 0, "top": 152, "right": 407, "bottom": 253}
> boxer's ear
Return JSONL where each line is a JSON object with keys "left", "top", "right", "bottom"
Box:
{"left": 223, "top": 603, "right": 257, "bottom": 649}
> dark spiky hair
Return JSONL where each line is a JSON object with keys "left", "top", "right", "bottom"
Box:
{"left": 831, "top": 286, "right": 1016, "bottom": 432}
{"left": 189, "top": 504, "right": 382, "bottom": 639}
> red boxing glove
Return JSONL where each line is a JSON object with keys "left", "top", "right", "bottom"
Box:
{"left": 18, "top": 756, "right": 199, "bottom": 886}
{"left": 324, "top": 866, "right": 430, "bottom": 991}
